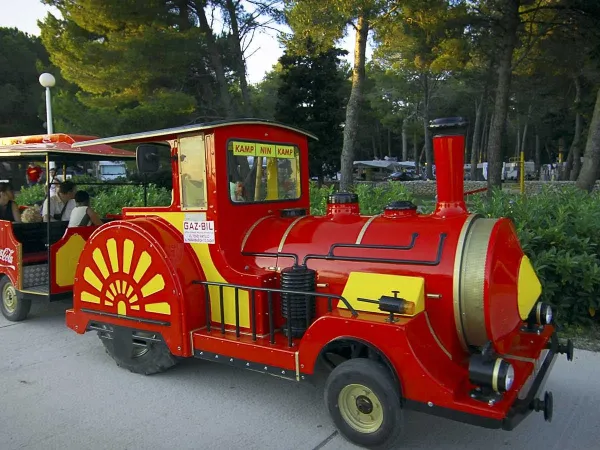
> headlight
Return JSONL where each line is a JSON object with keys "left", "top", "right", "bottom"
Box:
{"left": 469, "top": 355, "right": 515, "bottom": 393}
{"left": 536, "top": 302, "right": 553, "bottom": 325}
{"left": 529, "top": 302, "right": 553, "bottom": 326}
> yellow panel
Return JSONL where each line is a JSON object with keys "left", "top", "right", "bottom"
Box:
{"left": 55, "top": 234, "right": 87, "bottom": 287}
{"left": 276, "top": 145, "right": 295, "bottom": 159}
{"left": 141, "top": 274, "right": 165, "bottom": 297}
{"left": 122, "top": 239, "right": 134, "bottom": 274}
{"left": 517, "top": 255, "right": 542, "bottom": 320}
{"left": 107, "top": 238, "right": 119, "bottom": 273}
{"left": 125, "top": 211, "right": 250, "bottom": 328}
{"left": 256, "top": 143, "right": 276, "bottom": 157}
{"left": 266, "top": 158, "right": 278, "bottom": 200}
{"left": 144, "top": 302, "right": 171, "bottom": 315}
{"left": 232, "top": 141, "right": 256, "bottom": 156}
{"left": 81, "top": 291, "right": 100, "bottom": 304}
{"left": 339, "top": 272, "right": 425, "bottom": 316}
{"left": 93, "top": 248, "right": 109, "bottom": 279}
{"left": 83, "top": 267, "right": 103, "bottom": 292}
{"left": 133, "top": 251, "right": 152, "bottom": 283}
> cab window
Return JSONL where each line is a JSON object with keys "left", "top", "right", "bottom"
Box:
{"left": 227, "top": 139, "right": 301, "bottom": 203}
{"left": 179, "top": 134, "right": 207, "bottom": 209}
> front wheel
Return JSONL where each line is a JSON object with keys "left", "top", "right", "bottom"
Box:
{"left": 0, "top": 276, "right": 31, "bottom": 322}
{"left": 324, "top": 358, "right": 403, "bottom": 449}
{"left": 98, "top": 324, "right": 179, "bottom": 375}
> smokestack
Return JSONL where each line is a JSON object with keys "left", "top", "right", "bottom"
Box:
{"left": 428, "top": 117, "right": 469, "bottom": 217}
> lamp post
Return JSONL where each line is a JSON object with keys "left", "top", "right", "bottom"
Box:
{"left": 39, "top": 73, "right": 56, "bottom": 134}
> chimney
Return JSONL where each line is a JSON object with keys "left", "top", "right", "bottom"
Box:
{"left": 428, "top": 117, "right": 469, "bottom": 217}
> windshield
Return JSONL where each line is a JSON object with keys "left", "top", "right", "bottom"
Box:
{"left": 227, "top": 139, "right": 301, "bottom": 203}
{"left": 101, "top": 165, "right": 126, "bottom": 175}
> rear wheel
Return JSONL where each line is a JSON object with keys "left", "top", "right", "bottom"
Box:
{"left": 0, "top": 276, "right": 31, "bottom": 322}
{"left": 325, "top": 358, "right": 403, "bottom": 449}
{"left": 98, "top": 324, "right": 179, "bottom": 375}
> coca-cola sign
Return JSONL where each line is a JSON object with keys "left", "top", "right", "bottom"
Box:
{"left": 0, "top": 247, "right": 15, "bottom": 269}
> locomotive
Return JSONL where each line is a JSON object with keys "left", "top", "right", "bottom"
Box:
{"left": 64, "top": 117, "right": 573, "bottom": 449}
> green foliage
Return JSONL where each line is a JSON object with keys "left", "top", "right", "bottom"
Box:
{"left": 16, "top": 183, "right": 171, "bottom": 216}
{"left": 275, "top": 38, "right": 349, "bottom": 178}
{"left": 468, "top": 185, "right": 600, "bottom": 325}
{"left": 0, "top": 28, "right": 51, "bottom": 136}
{"left": 309, "top": 181, "right": 415, "bottom": 215}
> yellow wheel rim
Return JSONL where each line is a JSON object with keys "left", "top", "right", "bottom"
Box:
{"left": 2, "top": 282, "right": 17, "bottom": 314}
{"left": 338, "top": 383, "right": 384, "bottom": 434}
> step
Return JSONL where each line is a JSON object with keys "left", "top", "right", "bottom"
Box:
{"left": 192, "top": 329, "right": 300, "bottom": 380}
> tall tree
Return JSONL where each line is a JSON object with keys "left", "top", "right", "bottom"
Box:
{"left": 283, "top": 0, "right": 396, "bottom": 190}
{"left": 374, "top": 0, "right": 470, "bottom": 179}
{"left": 274, "top": 39, "right": 348, "bottom": 180}
{"left": 0, "top": 28, "right": 51, "bottom": 136}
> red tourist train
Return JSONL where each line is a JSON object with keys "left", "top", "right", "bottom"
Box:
{"left": 1, "top": 118, "right": 574, "bottom": 449}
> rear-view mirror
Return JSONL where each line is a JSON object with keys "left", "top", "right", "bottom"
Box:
{"left": 136, "top": 144, "right": 160, "bottom": 173}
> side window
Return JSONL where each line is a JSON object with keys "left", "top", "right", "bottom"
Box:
{"left": 227, "top": 139, "right": 301, "bottom": 203}
{"left": 179, "top": 134, "right": 207, "bottom": 209}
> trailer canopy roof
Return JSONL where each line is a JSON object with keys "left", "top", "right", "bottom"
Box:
{"left": 0, "top": 133, "right": 135, "bottom": 162}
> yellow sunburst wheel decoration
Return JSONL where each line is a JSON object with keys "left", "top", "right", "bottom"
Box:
{"left": 80, "top": 237, "right": 171, "bottom": 317}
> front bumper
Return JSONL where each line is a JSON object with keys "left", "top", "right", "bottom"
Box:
{"left": 404, "top": 330, "right": 573, "bottom": 430}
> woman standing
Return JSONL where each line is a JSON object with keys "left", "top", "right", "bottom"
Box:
{"left": 0, "top": 182, "right": 21, "bottom": 222}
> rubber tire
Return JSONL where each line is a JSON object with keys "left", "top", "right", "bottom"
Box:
{"left": 99, "top": 326, "right": 179, "bottom": 375}
{"left": 0, "top": 276, "right": 31, "bottom": 322}
{"left": 325, "top": 358, "right": 403, "bottom": 450}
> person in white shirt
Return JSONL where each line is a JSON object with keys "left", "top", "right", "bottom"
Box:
{"left": 48, "top": 168, "right": 62, "bottom": 197}
{"left": 68, "top": 190, "right": 103, "bottom": 227}
{"left": 41, "top": 180, "right": 77, "bottom": 222}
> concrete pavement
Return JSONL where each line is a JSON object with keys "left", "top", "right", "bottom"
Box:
{"left": 1, "top": 301, "right": 598, "bottom": 450}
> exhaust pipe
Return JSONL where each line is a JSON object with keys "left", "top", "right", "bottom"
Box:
{"left": 428, "top": 117, "right": 469, "bottom": 217}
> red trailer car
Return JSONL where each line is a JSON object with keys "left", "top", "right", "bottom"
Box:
{"left": 62, "top": 118, "right": 573, "bottom": 449}
{"left": 0, "top": 133, "right": 136, "bottom": 321}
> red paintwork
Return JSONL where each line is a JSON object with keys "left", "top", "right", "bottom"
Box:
{"left": 0, "top": 221, "right": 21, "bottom": 289}
{"left": 62, "top": 120, "right": 557, "bottom": 427}
{"left": 430, "top": 131, "right": 468, "bottom": 217}
{"left": 70, "top": 217, "right": 205, "bottom": 357}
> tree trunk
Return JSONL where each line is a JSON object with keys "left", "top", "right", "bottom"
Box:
{"left": 388, "top": 129, "right": 392, "bottom": 157}
{"left": 195, "top": 1, "right": 233, "bottom": 118}
{"left": 413, "top": 131, "right": 419, "bottom": 175}
{"left": 402, "top": 120, "right": 408, "bottom": 161}
{"left": 224, "top": 0, "right": 251, "bottom": 115}
{"left": 486, "top": 0, "right": 520, "bottom": 192}
{"left": 422, "top": 74, "right": 433, "bottom": 179}
{"left": 521, "top": 104, "right": 532, "bottom": 156}
{"left": 535, "top": 133, "right": 541, "bottom": 178}
{"left": 576, "top": 87, "right": 600, "bottom": 192}
{"left": 570, "top": 75, "right": 583, "bottom": 181}
{"left": 471, "top": 96, "right": 484, "bottom": 181}
{"left": 339, "top": 12, "right": 369, "bottom": 191}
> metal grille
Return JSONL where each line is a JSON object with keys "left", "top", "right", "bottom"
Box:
{"left": 22, "top": 264, "right": 49, "bottom": 289}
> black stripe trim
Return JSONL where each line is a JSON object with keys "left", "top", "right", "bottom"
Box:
{"left": 80, "top": 308, "right": 170, "bottom": 326}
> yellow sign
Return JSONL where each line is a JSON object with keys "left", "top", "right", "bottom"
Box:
{"left": 231, "top": 140, "right": 296, "bottom": 159}
{"left": 232, "top": 141, "right": 256, "bottom": 156}
{"left": 276, "top": 145, "right": 295, "bottom": 159}
{"left": 256, "top": 143, "right": 276, "bottom": 157}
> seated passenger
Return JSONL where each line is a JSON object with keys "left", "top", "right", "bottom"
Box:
{"left": 229, "top": 179, "right": 245, "bottom": 202}
{"left": 41, "top": 180, "right": 76, "bottom": 222}
{"left": 0, "top": 182, "right": 21, "bottom": 223}
{"left": 68, "top": 191, "right": 103, "bottom": 227}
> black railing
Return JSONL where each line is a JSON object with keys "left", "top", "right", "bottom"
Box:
{"left": 192, "top": 280, "right": 358, "bottom": 348}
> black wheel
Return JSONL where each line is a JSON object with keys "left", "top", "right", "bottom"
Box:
{"left": 324, "top": 358, "right": 403, "bottom": 449}
{"left": 98, "top": 324, "right": 179, "bottom": 375}
{"left": 0, "top": 276, "right": 31, "bottom": 322}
